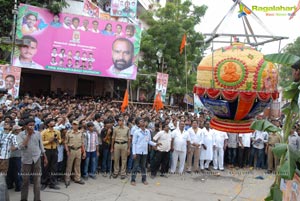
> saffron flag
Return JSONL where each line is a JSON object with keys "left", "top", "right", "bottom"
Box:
{"left": 289, "top": 0, "right": 300, "bottom": 20}
{"left": 121, "top": 89, "right": 129, "bottom": 112}
{"left": 179, "top": 34, "right": 186, "bottom": 55}
{"left": 153, "top": 93, "right": 164, "bottom": 112}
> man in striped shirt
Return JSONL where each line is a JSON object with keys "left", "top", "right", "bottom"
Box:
{"left": 83, "top": 122, "right": 99, "bottom": 180}
{"left": 0, "top": 122, "right": 18, "bottom": 201}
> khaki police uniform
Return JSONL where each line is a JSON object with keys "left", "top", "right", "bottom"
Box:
{"left": 112, "top": 125, "right": 130, "bottom": 176}
{"left": 65, "top": 129, "right": 84, "bottom": 182}
{"left": 267, "top": 132, "right": 281, "bottom": 171}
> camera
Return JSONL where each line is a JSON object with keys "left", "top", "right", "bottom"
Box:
{"left": 54, "top": 134, "right": 58, "bottom": 143}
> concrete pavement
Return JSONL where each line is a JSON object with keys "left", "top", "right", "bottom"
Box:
{"left": 9, "top": 168, "right": 274, "bottom": 201}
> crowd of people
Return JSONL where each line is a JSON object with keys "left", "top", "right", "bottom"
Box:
{"left": 0, "top": 92, "right": 294, "bottom": 201}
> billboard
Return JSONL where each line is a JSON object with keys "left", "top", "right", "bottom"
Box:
{"left": 183, "top": 94, "right": 193, "bottom": 106}
{"left": 0, "top": 65, "right": 22, "bottom": 98}
{"left": 110, "top": 0, "right": 138, "bottom": 18}
{"left": 83, "top": 0, "right": 100, "bottom": 18}
{"left": 155, "top": 73, "right": 168, "bottom": 102}
{"left": 194, "top": 94, "right": 204, "bottom": 113}
{"left": 14, "top": 4, "right": 141, "bottom": 80}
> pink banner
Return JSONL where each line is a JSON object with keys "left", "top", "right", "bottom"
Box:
{"left": 14, "top": 4, "right": 141, "bottom": 80}
{"left": 0, "top": 65, "right": 22, "bottom": 98}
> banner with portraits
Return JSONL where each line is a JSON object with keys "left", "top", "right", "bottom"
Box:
{"left": 194, "top": 94, "right": 204, "bottom": 113}
{"left": 110, "top": 0, "right": 138, "bottom": 18}
{"left": 183, "top": 94, "right": 193, "bottom": 105}
{"left": 0, "top": 65, "right": 21, "bottom": 98}
{"left": 155, "top": 72, "right": 168, "bottom": 102}
{"left": 83, "top": 0, "right": 100, "bottom": 18}
{"left": 14, "top": 4, "right": 141, "bottom": 80}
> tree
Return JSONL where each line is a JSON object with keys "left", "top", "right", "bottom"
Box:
{"left": 279, "top": 37, "right": 300, "bottom": 88}
{"left": 132, "top": 0, "right": 207, "bottom": 102}
{"left": 262, "top": 53, "right": 300, "bottom": 201}
{"left": 0, "top": 0, "right": 68, "bottom": 63}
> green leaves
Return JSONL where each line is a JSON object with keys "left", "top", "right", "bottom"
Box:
{"left": 264, "top": 53, "right": 300, "bottom": 67}
{"left": 46, "top": 1, "right": 69, "bottom": 15}
{"left": 265, "top": 184, "right": 282, "bottom": 201}
{"left": 250, "top": 119, "right": 281, "bottom": 133}
{"left": 263, "top": 52, "right": 300, "bottom": 201}
{"left": 272, "top": 143, "right": 287, "bottom": 158}
{"left": 135, "top": 1, "right": 207, "bottom": 96}
{"left": 281, "top": 82, "right": 300, "bottom": 115}
{"left": 278, "top": 145, "right": 300, "bottom": 180}
{"left": 283, "top": 82, "right": 300, "bottom": 99}
{"left": 264, "top": 51, "right": 300, "bottom": 88}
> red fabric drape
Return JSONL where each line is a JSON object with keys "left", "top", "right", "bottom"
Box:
{"left": 221, "top": 90, "right": 239, "bottom": 101}
{"left": 210, "top": 117, "right": 254, "bottom": 133}
{"left": 239, "top": 92, "right": 257, "bottom": 101}
{"left": 194, "top": 87, "right": 278, "bottom": 102}
{"left": 193, "top": 86, "right": 206, "bottom": 95}
{"left": 272, "top": 92, "right": 279, "bottom": 100}
{"left": 235, "top": 93, "right": 256, "bottom": 120}
{"left": 207, "top": 88, "right": 221, "bottom": 99}
{"left": 257, "top": 92, "right": 271, "bottom": 101}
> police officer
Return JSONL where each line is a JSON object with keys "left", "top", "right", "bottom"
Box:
{"left": 64, "top": 120, "right": 86, "bottom": 186}
{"left": 110, "top": 116, "right": 131, "bottom": 179}
{"left": 266, "top": 131, "right": 281, "bottom": 173}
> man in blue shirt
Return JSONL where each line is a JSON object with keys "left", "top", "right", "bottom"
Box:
{"left": 131, "top": 118, "right": 160, "bottom": 186}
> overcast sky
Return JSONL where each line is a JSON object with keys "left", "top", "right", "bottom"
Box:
{"left": 192, "top": 0, "right": 299, "bottom": 54}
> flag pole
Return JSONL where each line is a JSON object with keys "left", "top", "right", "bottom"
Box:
{"left": 127, "top": 79, "right": 131, "bottom": 113}
{"left": 185, "top": 40, "right": 188, "bottom": 112}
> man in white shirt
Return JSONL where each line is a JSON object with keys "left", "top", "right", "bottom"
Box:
{"left": 79, "top": 19, "right": 89, "bottom": 31}
{"left": 238, "top": 133, "right": 252, "bottom": 168}
{"left": 200, "top": 121, "right": 215, "bottom": 171}
{"left": 70, "top": 17, "right": 80, "bottom": 30}
{"left": 151, "top": 123, "right": 172, "bottom": 178}
{"left": 13, "top": 35, "right": 43, "bottom": 70}
{"left": 107, "top": 38, "right": 137, "bottom": 79}
{"left": 93, "top": 114, "right": 104, "bottom": 172}
{"left": 213, "top": 129, "right": 228, "bottom": 171}
{"left": 170, "top": 121, "right": 191, "bottom": 174}
{"left": 4, "top": 75, "right": 18, "bottom": 98}
{"left": 63, "top": 16, "right": 71, "bottom": 29}
{"left": 90, "top": 20, "right": 100, "bottom": 33}
{"left": 249, "top": 130, "right": 268, "bottom": 169}
{"left": 186, "top": 120, "right": 202, "bottom": 173}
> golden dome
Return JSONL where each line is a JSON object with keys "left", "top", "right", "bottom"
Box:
{"left": 196, "top": 42, "right": 278, "bottom": 92}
